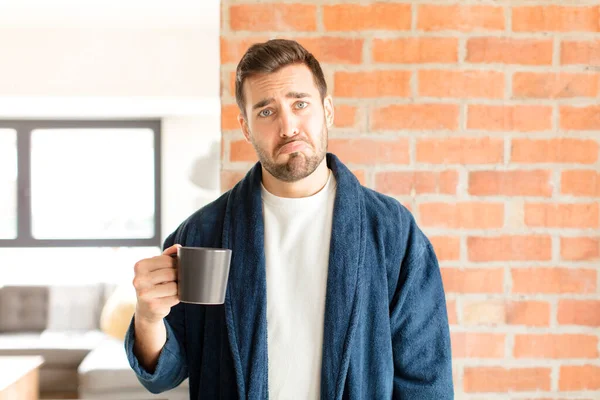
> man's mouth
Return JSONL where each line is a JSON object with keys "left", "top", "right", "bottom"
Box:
{"left": 278, "top": 140, "right": 308, "bottom": 155}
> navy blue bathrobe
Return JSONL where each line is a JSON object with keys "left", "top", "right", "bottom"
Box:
{"left": 125, "top": 153, "right": 453, "bottom": 399}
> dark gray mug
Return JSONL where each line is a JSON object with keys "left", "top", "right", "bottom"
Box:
{"left": 177, "top": 247, "right": 232, "bottom": 304}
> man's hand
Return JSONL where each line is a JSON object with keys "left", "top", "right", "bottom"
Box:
{"left": 133, "top": 244, "right": 181, "bottom": 324}
{"left": 132, "top": 244, "right": 181, "bottom": 372}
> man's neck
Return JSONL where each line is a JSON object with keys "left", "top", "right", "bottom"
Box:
{"left": 261, "top": 158, "right": 329, "bottom": 198}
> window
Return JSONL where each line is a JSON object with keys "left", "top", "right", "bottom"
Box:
{"left": 0, "top": 120, "right": 162, "bottom": 284}
{"left": 0, "top": 129, "right": 17, "bottom": 240}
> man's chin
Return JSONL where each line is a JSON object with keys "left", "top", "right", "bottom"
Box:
{"left": 279, "top": 169, "right": 313, "bottom": 183}
{"left": 265, "top": 158, "right": 311, "bottom": 182}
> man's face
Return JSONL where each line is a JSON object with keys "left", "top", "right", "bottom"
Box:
{"left": 238, "top": 63, "right": 334, "bottom": 183}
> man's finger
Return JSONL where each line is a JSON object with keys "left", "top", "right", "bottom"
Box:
{"left": 137, "top": 254, "right": 176, "bottom": 273}
{"left": 142, "top": 282, "right": 178, "bottom": 299}
{"left": 150, "top": 268, "right": 177, "bottom": 285}
{"left": 162, "top": 243, "right": 182, "bottom": 256}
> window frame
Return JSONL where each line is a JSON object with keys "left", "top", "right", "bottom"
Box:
{"left": 0, "top": 119, "right": 162, "bottom": 248}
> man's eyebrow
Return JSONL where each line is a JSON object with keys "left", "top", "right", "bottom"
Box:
{"left": 251, "top": 92, "right": 312, "bottom": 111}
{"left": 252, "top": 97, "right": 274, "bottom": 110}
{"left": 287, "top": 92, "right": 312, "bottom": 99}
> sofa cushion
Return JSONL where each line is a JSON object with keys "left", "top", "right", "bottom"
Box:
{"left": 78, "top": 338, "right": 189, "bottom": 392}
{"left": 99, "top": 284, "right": 136, "bottom": 341}
{"left": 47, "top": 285, "right": 106, "bottom": 331}
{"left": 0, "top": 286, "right": 48, "bottom": 332}
{"left": 0, "top": 284, "right": 109, "bottom": 333}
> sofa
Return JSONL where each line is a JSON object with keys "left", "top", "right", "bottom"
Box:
{"left": 0, "top": 284, "right": 188, "bottom": 399}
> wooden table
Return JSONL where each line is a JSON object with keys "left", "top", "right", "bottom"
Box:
{"left": 0, "top": 356, "right": 44, "bottom": 400}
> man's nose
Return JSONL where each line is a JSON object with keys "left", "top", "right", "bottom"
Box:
{"left": 278, "top": 110, "right": 299, "bottom": 138}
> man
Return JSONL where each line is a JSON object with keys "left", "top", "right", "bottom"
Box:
{"left": 126, "top": 39, "right": 453, "bottom": 399}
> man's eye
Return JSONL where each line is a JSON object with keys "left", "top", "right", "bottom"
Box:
{"left": 259, "top": 109, "right": 273, "bottom": 117}
{"left": 295, "top": 101, "right": 308, "bottom": 109}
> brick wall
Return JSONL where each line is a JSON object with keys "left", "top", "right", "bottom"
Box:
{"left": 220, "top": 1, "right": 600, "bottom": 397}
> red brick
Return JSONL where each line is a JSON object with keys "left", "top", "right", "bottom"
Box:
{"left": 562, "top": 40, "right": 600, "bottom": 65}
{"left": 375, "top": 170, "right": 458, "bottom": 196}
{"left": 371, "top": 104, "right": 459, "bottom": 131}
{"left": 221, "top": 135, "right": 225, "bottom": 159}
{"left": 334, "top": 71, "right": 411, "bottom": 98}
{"left": 564, "top": 170, "right": 600, "bottom": 198}
{"left": 466, "top": 37, "right": 553, "bottom": 65}
{"left": 429, "top": 236, "right": 460, "bottom": 262}
{"left": 512, "top": 138, "right": 599, "bottom": 164}
{"left": 420, "top": 202, "right": 504, "bottom": 229}
{"left": 561, "top": 170, "right": 600, "bottom": 197}
{"left": 512, "top": 268, "right": 597, "bottom": 294}
{"left": 462, "top": 300, "right": 550, "bottom": 327}
{"left": 462, "top": 300, "right": 505, "bottom": 325}
{"left": 323, "top": 3, "right": 411, "bottom": 31}
{"left": 451, "top": 332, "right": 505, "bottom": 358}
{"left": 297, "top": 37, "right": 363, "bottom": 64}
{"left": 220, "top": 37, "right": 267, "bottom": 64}
{"left": 229, "top": 4, "right": 317, "bottom": 31}
{"left": 373, "top": 38, "right": 458, "bottom": 64}
{"left": 505, "top": 301, "right": 551, "bottom": 327}
{"left": 561, "top": 237, "right": 600, "bottom": 261}
{"left": 329, "top": 138, "right": 409, "bottom": 165}
{"left": 333, "top": 105, "right": 357, "bottom": 128}
{"left": 416, "top": 137, "right": 503, "bottom": 164}
{"left": 469, "top": 170, "right": 552, "bottom": 197}
{"left": 522, "top": 396, "right": 575, "bottom": 399}
{"left": 558, "top": 300, "right": 600, "bottom": 326}
{"left": 229, "top": 140, "right": 257, "bottom": 163}
{"left": 468, "top": 236, "right": 552, "bottom": 262}
{"left": 525, "top": 203, "right": 599, "bottom": 228}
{"left": 228, "top": 71, "right": 236, "bottom": 97}
{"left": 221, "top": 170, "right": 247, "bottom": 192}
{"left": 452, "top": 365, "right": 460, "bottom": 392}
{"left": 418, "top": 70, "right": 504, "bottom": 98}
{"left": 417, "top": 4, "right": 504, "bottom": 32}
{"left": 464, "top": 367, "right": 551, "bottom": 392}
{"left": 514, "top": 334, "right": 598, "bottom": 358}
{"left": 467, "top": 105, "right": 552, "bottom": 132}
{"left": 222, "top": 104, "right": 241, "bottom": 131}
{"left": 352, "top": 170, "right": 366, "bottom": 186}
{"left": 441, "top": 268, "right": 504, "bottom": 293}
{"left": 560, "top": 105, "right": 600, "bottom": 130}
{"left": 446, "top": 298, "right": 457, "bottom": 324}
{"left": 559, "top": 365, "right": 600, "bottom": 390}
{"left": 513, "top": 72, "right": 599, "bottom": 99}
{"left": 513, "top": 6, "right": 600, "bottom": 32}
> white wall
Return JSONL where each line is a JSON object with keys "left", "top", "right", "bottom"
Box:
{"left": 162, "top": 116, "right": 222, "bottom": 238}
{"left": 0, "top": 27, "right": 216, "bottom": 98}
{"left": 0, "top": 0, "right": 222, "bottom": 242}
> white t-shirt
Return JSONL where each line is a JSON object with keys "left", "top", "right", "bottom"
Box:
{"left": 261, "top": 170, "right": 337, "bottom": 400}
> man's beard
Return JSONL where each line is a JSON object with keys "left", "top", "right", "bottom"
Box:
{"left": 251, "top": 125, "right": 328, "bottom": 183}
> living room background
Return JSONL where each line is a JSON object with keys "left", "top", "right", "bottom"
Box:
{"left": 0, "top": 0, "right": 222, "bottom": 286}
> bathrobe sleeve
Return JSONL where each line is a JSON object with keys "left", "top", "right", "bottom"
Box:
{"left": 390, "top": 216, "right": 454, "bottom": 399}
{"left": 124, "top": 231, "right": 189, "bottom": 394}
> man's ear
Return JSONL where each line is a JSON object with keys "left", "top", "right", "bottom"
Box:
{"left": 324, "top": 95, "right": 334, "bottom": 128}
{"left": 238, "top": 113, "right": 251, "bottom": 142}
